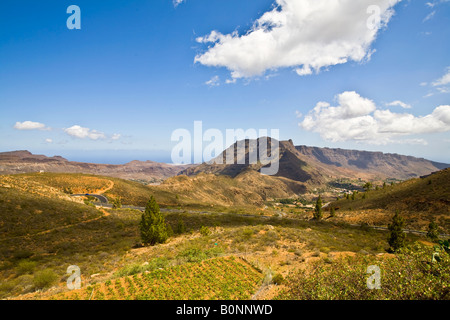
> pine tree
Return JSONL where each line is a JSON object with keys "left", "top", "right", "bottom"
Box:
{"left": 176, "top": 218, "right": 186, "bottom": 234}
{"left": 388, "top": 210, "right": 406, "bottom": 252}
{"left": 427, "top": 220, "right": 439, "bottom": 242}
{"left": 329, "top": 206, "right": 335, "bottom": 218}
{"left": 140, "top": 196, "right": 168, "bottom": 246}
{"left": 314, "top": 195, "right": 323, "bottom": 220}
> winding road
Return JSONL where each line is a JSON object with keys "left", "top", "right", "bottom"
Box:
{"left": 71, "top": 193, "right": 109, "bottom": 204}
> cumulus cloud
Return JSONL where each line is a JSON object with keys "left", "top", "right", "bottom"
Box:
{"left": 299, "top": 91, "right": 450, "bottom": 144}
{"left": 195, "top": 0, "right": 401, "bottom": 80}
{"left": 45, "top": 138, "right": 53, "bottom": 143}
{"left": 386, "top": 100, "right": 412, "bottom": 109}
{"left": 14, "top": 121, "right": 49, "bottom": 131}
{"left": 64, "top": 125, "right": 106, "bottom": 140}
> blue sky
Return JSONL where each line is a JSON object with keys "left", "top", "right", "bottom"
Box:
{"left": 0, "top": 0, "right": 449, "bottom": 164}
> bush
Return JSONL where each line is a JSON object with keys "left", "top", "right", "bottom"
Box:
{"left": 427, "top": 221, "right": 440, "bottom": 242}
{"left": 272, "top": 273, "right": 285, "bottom": 285}
{"left": 277, "top": 243, "right": 450, "bottom": 300}
{"left": 16, "top": 260, "right": 37, "bottom": 275}
{"left": 175, "top": 218, "right": 186, "bottom": 234}
{"left": 33, "top": 269, "right": 58, "bottom": 290}
{"left": 200, "top": 226, "right": 211, "bottom": 236}
{"left": 177, "top": 246, "right": 223, "bottom": 263}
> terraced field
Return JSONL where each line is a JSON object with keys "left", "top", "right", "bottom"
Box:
{"left": 52, "top": 256, "right": 262, "bottom": 300}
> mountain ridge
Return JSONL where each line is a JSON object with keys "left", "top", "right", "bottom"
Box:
{"left": 0, "top": 150, "right": 192, "bottom": 181}
{"left": 180, "top": 138, "right": 449, "bottom": 181}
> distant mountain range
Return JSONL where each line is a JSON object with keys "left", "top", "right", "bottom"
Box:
{"left": 0, "top": 150, "right": 192, "bottom": 181}
{"left": 1, "top": 141, "right": 448, "bottom": 183}
{"left": 180, "top": 138, "right": 449, "bottom": 181}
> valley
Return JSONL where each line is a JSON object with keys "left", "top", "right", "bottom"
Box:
{"left": 0, "top": 142, "right": 449, "bottom": 301}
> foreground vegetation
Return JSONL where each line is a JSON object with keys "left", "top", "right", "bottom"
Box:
{"left": 1, "top": 171, "right": 449, "bottom": 300}
{"left": 52, "top": 256, "right": 262, "bottom": 300}
{"left": 277, "top": 243, "right": 450, "bottom": 300}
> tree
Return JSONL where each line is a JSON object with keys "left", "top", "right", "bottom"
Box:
{"left": 140, "top": 196, "right": 168, "bottom": 246}
{"left": 112, "top": 197, "right": 122, "bottom": 209}
{"left": 427, "top": 220, "right": 440, "bottom": 242}
{"left": 329, "top": 206, "right": 335, "bottom": 218}
{"left": 314, "top": 195, "right": 323, "bottom": 220}
{"left": 388, "top": 210, "right": 406, "bottom": 252}
{"left": 176, "top": 218, "right": 186, "bottom": 234}
{"left": 363, "top": 182, "right": 372, "bottom": 192}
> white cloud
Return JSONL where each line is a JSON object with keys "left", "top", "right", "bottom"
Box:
{"left": 64, "top": 125, "right": 106, "bottom": 140}
{"left": 432, "top": 67, "right": 450, "bottom": 87}
{"left": 225, "top": 78, "right": 237, "bottom": 84}
{"left": 111, "top": 133, "right": 121, "bottom": 141}
{"left": 205, "top": 75, "right": 220, "bottom": 87}
{"left": 425, "top": 0, "right": 450, "bottom": 8}
{"left": 14, "top": 121, "right": 49, "bottom": 131}
{"left": 423, "top": 10, "right": 436, "bottom": 22}
{"left": 386, "top": 100, "right": 412, "bottom": 109}
{"left": 300, "top": 91, "right": 450, "bottom": 144}
{"left": 173, "top": 0, "right": 185, "bottom": 7}
{"left": 45, "top": 138, "right": 53, "bottom": 143}
{"left": 195, "top": 0, "right": 401, "bottom": 80}
{"left": 423, "top": 67, "right": 450, "bottom": 97}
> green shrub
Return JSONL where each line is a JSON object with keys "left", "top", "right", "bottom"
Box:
{"left": 200, "top": 226, "right": 211, "bottom": 236}
{"left": 175, "top": 218, "right": 186, "bottom": 234}
{"left": 33, "top": 269, "right": 58, "bottom": 290}
{"left": 277, "top": 243, "right": 450, "bottom": 300}
{"left": 272, "top": 273, "right": 284, "bottom": 285}
{"left": 427, "top": 221, "right": 440, "bottom": 242}
{"left": 16, "top": 260, "right": 37, "bottom": 275}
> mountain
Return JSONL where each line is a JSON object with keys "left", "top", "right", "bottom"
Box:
{"left": 0, "top": 150, "right": 192, "bottom": 182}
{"left": 295, "top": 145, "right": 449, "bottom": 180}
{"left": 180, "top": 139, "right": 449, "bottom": 182}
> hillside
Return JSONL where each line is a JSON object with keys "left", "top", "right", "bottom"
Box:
{"left": 328, "top": 168, "right": 450, "bottom": 232}
{"left": 0, "top": 171, "right": 443, "bottom": 301}
{"left": 9, "top": 171, "right": 306, "bottom": 209}
{"left": 151, "top": 170, "right": 307, "bottom": 208}
{"left": 0, "top": 150, "right": 192, "bottom": 182}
